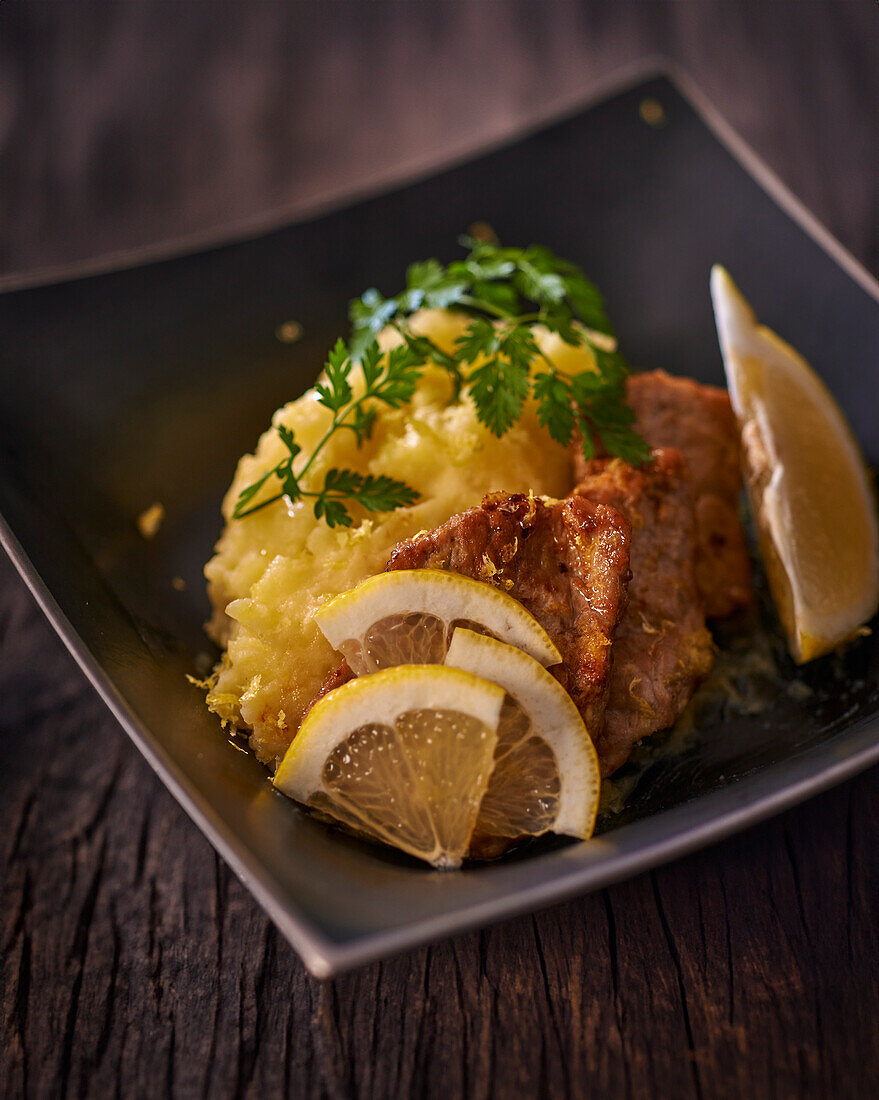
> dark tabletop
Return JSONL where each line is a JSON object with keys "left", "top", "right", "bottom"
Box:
{"left": 2, "top": 3, "right": 879, "bottom": 1097}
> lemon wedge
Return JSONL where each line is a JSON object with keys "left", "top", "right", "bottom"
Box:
{"left": 445, "top": 628, "right": 600, "bottom": 857}
{"left": 314, "top": 568, "right": 562, "bottom": 673}
{"left": 273, "top": 665, "right": 504, "bottom": 868}
{"left": 710, "top": 265, "right": 879, "bottom": 661}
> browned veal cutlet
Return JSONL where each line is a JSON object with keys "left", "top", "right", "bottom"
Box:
{"left": 386, "top": 492, "right": 632, "bottom": 738}
{"left": 574, "top": 370, "right": 752, "bottom": 619}
{"left": 575, "top": 449, "right": 715, "bottom": 775}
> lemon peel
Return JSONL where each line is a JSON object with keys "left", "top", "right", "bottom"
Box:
{"left": 711, "top": 265, "right": 879, "bottom": 661}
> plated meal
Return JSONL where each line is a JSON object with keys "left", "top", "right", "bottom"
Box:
{"left": 201, "top": 235, "right": 879, "bottom": 868}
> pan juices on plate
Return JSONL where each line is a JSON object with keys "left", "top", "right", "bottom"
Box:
{"left": 203, "top": 240, "right": 879, "bottom": 866}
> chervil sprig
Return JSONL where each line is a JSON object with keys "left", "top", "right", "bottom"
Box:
{"left": 232, "top": 339, "right": 420, "bottom": 527}
{"left": 235, "top": 237, "right": 649, "bottom": 528}
{"left": 349, "top": 237, "right": 650, "bottom": 463}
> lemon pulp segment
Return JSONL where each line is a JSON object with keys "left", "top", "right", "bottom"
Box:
{"left": 445, "top": 627, "right": 600, "bottom": 854}
{"left": 274, "top": 665, "right": 505, "bottom": 868}
{"left": 315, "top": 568, "right": 562, "bottom": 672}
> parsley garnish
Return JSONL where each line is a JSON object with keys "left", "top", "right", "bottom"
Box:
{"left": 232, "top": 339, "right": 420, "bottom": 526}
{"left": 350, "top": 238, "right": 650, "bottom": 460}
{"left": 234, "top": 237, "right": 649, "bottom": 527}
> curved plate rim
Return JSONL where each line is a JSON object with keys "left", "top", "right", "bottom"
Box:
{"left": 2, "top": 60, "right": 878, "bottom": 978}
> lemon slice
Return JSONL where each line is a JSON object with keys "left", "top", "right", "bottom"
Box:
{"left": 314, "top": 568, "right": 561, "bottom": 673}
{"left": 274, "top": 665, "right": 504, "bottom": 868}
{"left": 445, "top": 628, "right": 600, "bottom": 857}
{"left": 711, "top": 265, "right": 879, "bottom": 661}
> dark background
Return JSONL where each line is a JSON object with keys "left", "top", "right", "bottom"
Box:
{"left": 2, "top": 2, "right": 879, "bottom": 1097}
{"left": 2, "top": 1, "right": 878, "bottom": 282}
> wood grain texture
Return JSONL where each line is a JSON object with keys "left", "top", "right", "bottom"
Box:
{"left": 3, "top": 554, "right": 879, "bottom": 1098}
{"left": 2, "top": 2, "right": 879, "bottom": 1096}
{"left": 1, "top": 0, "right": 877, "bottom": 281}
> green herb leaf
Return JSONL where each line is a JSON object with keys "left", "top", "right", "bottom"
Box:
{"left": 533, "top": 370, "right": 576, "bottom": 447}
{"left": 276, "top": 424, "right": 302, "bottom": 458}
{"left": 500, "top": 326, "right": 540, "bottom": 374}
{"left": 315, "top": 339, "right": 354, "bottom": 412}
{"left": 590, "top": 345, "right": 628, "bottom": 388}
{"left": 513, "top": 260, "right": 566, "bottom": 308}
{"left": 540, "top": 308, "right": 583, "bottom": 347}
{"left": 468, "top": 356, "right": 530, "bottom": 436}
{"left": 374, "top": 343, "right": 422, "bottom": 406}
{"left": 344, "top": 404, "right": 377, "bottom": 445}
{"left": 233, "top": 468, "right": 276, "bottom": 517}
{"left": 576, "top": 416, "right": 597, "bottom": 462}
{"left": 359, "top": 340, "right": 385, "bottom": 390}
{"left": 317, "top": 469, "right": 420, "bottom": 524}
{"left": 314, "top": 497, "right": 353, "bottom": 528}
{"left": 406, "top": 259, "right": 469, "bottom": 310}
{"left": 235, "top": 236, "right": 648, "bottom": 528}
{"left": 470, "top": 278, "right": 520, "bottom": 316}
{"left": 571, "top": 369, "right": 652, "bottom": 465}
{"left": 455, "top": 317, "right": 498, "bottom": 364}
{"left": 349, "top": 289, "right": 397, "bottom": 360}
{"left": 280, "top": 458, "right": 301, "bottom": 502}
{"left": 563, "top": 274, "right": 613, "bottom": 334}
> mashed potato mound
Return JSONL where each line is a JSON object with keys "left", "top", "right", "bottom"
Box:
{"left": 205, "top": 310, "right": 591, "bottom": 766}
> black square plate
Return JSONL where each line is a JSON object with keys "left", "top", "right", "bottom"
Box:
{"left": 2, "top": 67, "right": 878, "bottom": 977}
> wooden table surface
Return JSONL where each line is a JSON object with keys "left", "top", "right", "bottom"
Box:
{"left": 2, "top": 4, "right": 878, "bottom": 1097}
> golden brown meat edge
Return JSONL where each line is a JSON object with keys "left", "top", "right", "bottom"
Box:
{"left": 573, "top": 370, "right": 752, "bottom": 620}
{"left": 575, "top": 449, "right": 715, "bottom": 775}
{"left": 387, "top": 492, "right": 632, "bottom": 742}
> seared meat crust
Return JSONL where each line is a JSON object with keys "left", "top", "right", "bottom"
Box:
{"left": 574, "top": 370, "right": 752, "bottom": 618}
{"left": 576, "top": 450, "right": 715, "bottom": 774}
{"left": 387, "top": 492, "right": 632, "bottom": 736}
{"left": 627, "top": 371, "right": 751, "bottom": 618}
{"left": 300, "top": 658, "right": 355, "bottom": 724}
